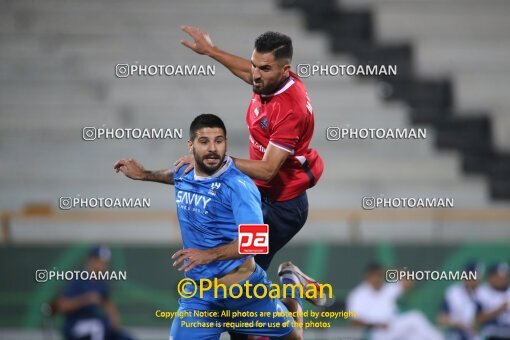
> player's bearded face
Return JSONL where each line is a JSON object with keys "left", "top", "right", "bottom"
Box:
{"left": 251, "top": 50, "right": 290, "bottom": 95}
{"left": 190, "top": 128, "right": 227, "bottom": 176}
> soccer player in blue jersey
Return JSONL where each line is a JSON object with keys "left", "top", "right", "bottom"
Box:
{"left": 114, "top": 114, "right": 326, "bottom": 339}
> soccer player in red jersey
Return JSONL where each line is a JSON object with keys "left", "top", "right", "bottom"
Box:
{"left": 176, "top": 26, "right": 324, "bottom": 272}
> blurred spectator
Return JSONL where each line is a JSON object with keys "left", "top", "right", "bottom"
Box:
{"left": 438, "top": 261, "right": 484, "bottom": 340}
{"left": 55, "top": 245, "right": 134, "bottom": 340}
{"left": 347, "top": 262, "right": 444, "bottom": 340}
{"left": 475, "top": 262, "right": 510, "bottom": 340}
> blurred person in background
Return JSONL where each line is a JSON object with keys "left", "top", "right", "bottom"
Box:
{"left": 475, "top": 262, "right": 510, "bottom": 340}
{"left": 347, "top": 262, "right": 444, "bottom": 340}
{"left": 55, "top": 245, "right": 134, "bottom": 340}
{"left": 438, "top": 261, "right": 484, "bottom": 340}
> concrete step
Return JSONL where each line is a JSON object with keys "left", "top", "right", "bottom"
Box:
{"left": 321, "top": 148, "right": 463, "bottom": 181}
{"left": 415, "top": 41, "right": 510, "bottom": 76}
{"left": 0, "top": 2, "right": 299, "bottom": 36}
{"left": 455, "top": 73, "right": 510, "bottom": 111}
{"left": 374, "top": 6, "right": 510, "bottom": 41}
{"left": 355, "top": 220, "right": 510, "bottom": 243}
{"left": 307, "top": 179, "right": 492, "bottom": 209}
{"left": 340, "top": 0, "right": 509, "bottom": 5}
{"left": 0, "top": 138, "right": 465, "bottom": 183}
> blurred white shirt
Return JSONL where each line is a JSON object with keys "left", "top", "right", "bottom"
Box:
{"left": 347, "top": 282, "right": 403, "bottom": 324}
{"left": 476, "top": 283, "right": 510, "bottom": 338}
{"left": 443, "top": 282, "right": 478, "bottom": 328}
{"left": 347, "top": 281, "right": 444, "bottom": 340}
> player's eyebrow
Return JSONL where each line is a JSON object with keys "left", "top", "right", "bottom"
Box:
{"left": 197, "top": 135, "right": 224, "bottom": 141}
{"left": 251, "top": 60, "right": 272, "bottom": 70}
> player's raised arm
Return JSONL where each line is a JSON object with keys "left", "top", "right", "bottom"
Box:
{"left": 180, "top": 25, "right": 252, "bottom": 84}
{"left": 114, "top": 158, "right": 174, "bottom": 185}
{"left": 171, "top": 240, "right": 246, "bottom": 273}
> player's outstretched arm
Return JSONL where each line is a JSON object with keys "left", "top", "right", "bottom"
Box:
{"left": 232, "top": 144, "right": 289, "bottom": 182}
{"left": 174, "top": 147, "right": 288, "bottom": 181}
{"left": 180, "top": 25, "right": 252, "bottom": 85}
{"left": 114, "top": 159, "right": 174, "bottom": 185}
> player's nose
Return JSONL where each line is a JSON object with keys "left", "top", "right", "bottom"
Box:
{"left": 208, "top": 142, "right": 217, "bottom": 152}
{"left": 252, "top": 68, "right": 261, "bottom": 81}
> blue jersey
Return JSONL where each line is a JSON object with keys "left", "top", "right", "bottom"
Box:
{"left": 173, "top": 156, "right": 263, "bottom": 280}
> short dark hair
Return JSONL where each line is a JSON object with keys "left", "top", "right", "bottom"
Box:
{"left": 365, "top": 262, "right": 383, "bottom": 274}
{"left": 254, "top": 31, "right": 293, "bottom": 62}
{"left": 189, "top": 114, "right": 227, "bottom": 140}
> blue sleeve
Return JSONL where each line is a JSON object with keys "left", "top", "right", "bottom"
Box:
{"left": 230, "top": 176, "right": 264, "bottom": 225}
{"left": 173, "top": 165, "right": 187, "bottom": 180}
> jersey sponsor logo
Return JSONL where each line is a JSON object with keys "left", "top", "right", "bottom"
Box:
{"left": 306, "top": 93, "right": 313, "bottom": 115}
{"left": 176, "top": 191, "right": 211, "bottom": 209}
{"left": 254, "top": 106, "right": 260, "bottom": 117}
{"left": 249, "top": 135, "right": 267, "bottom": 153}
{"left": 259, "top": 116, "right": 269, "bottom": 131}
{"left": 238, "top": 224, "right": 269, "bottom": 254}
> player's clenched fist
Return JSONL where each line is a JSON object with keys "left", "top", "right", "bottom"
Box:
{"left": 180, "top": 25, "right": 215, "bottom": 55}
{"left": 113, "top": 158, "right": 146, "bottom": 180}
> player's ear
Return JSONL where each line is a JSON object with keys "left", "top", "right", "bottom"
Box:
{"left": 187, "top": 140, "right": 193, "bottom": 153}
{"left": 282, "top": 63, "right": 291, "bottom": 78}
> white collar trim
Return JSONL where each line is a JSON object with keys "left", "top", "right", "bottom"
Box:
{"left": 193, "top": 156, "right": 232, "bottom": 181}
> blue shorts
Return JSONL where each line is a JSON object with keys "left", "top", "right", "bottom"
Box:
{"left": 256, "top": 191, "right": 309, "bottom": 271}
{"left": 169, "top": 265, "right": 294, "bottom": 340}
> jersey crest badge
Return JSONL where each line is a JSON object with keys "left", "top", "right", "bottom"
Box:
{"left": 208, "top": 182, "right": 221, "bottom": 196}
{"left": 259, "top": 116, "right": 269, "bottom": 130}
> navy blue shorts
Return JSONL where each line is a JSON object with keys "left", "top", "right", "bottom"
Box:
{"left": 255, "top": 191, "right": 309, "bottom": 271}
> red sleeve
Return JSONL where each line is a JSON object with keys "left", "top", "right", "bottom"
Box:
{"left": 269, "top": 99, "right": 303, "bottom": 154}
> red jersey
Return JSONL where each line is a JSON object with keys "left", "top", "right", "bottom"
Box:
{"left": 246, "top": 70, "right": 324, "bottom": 201}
